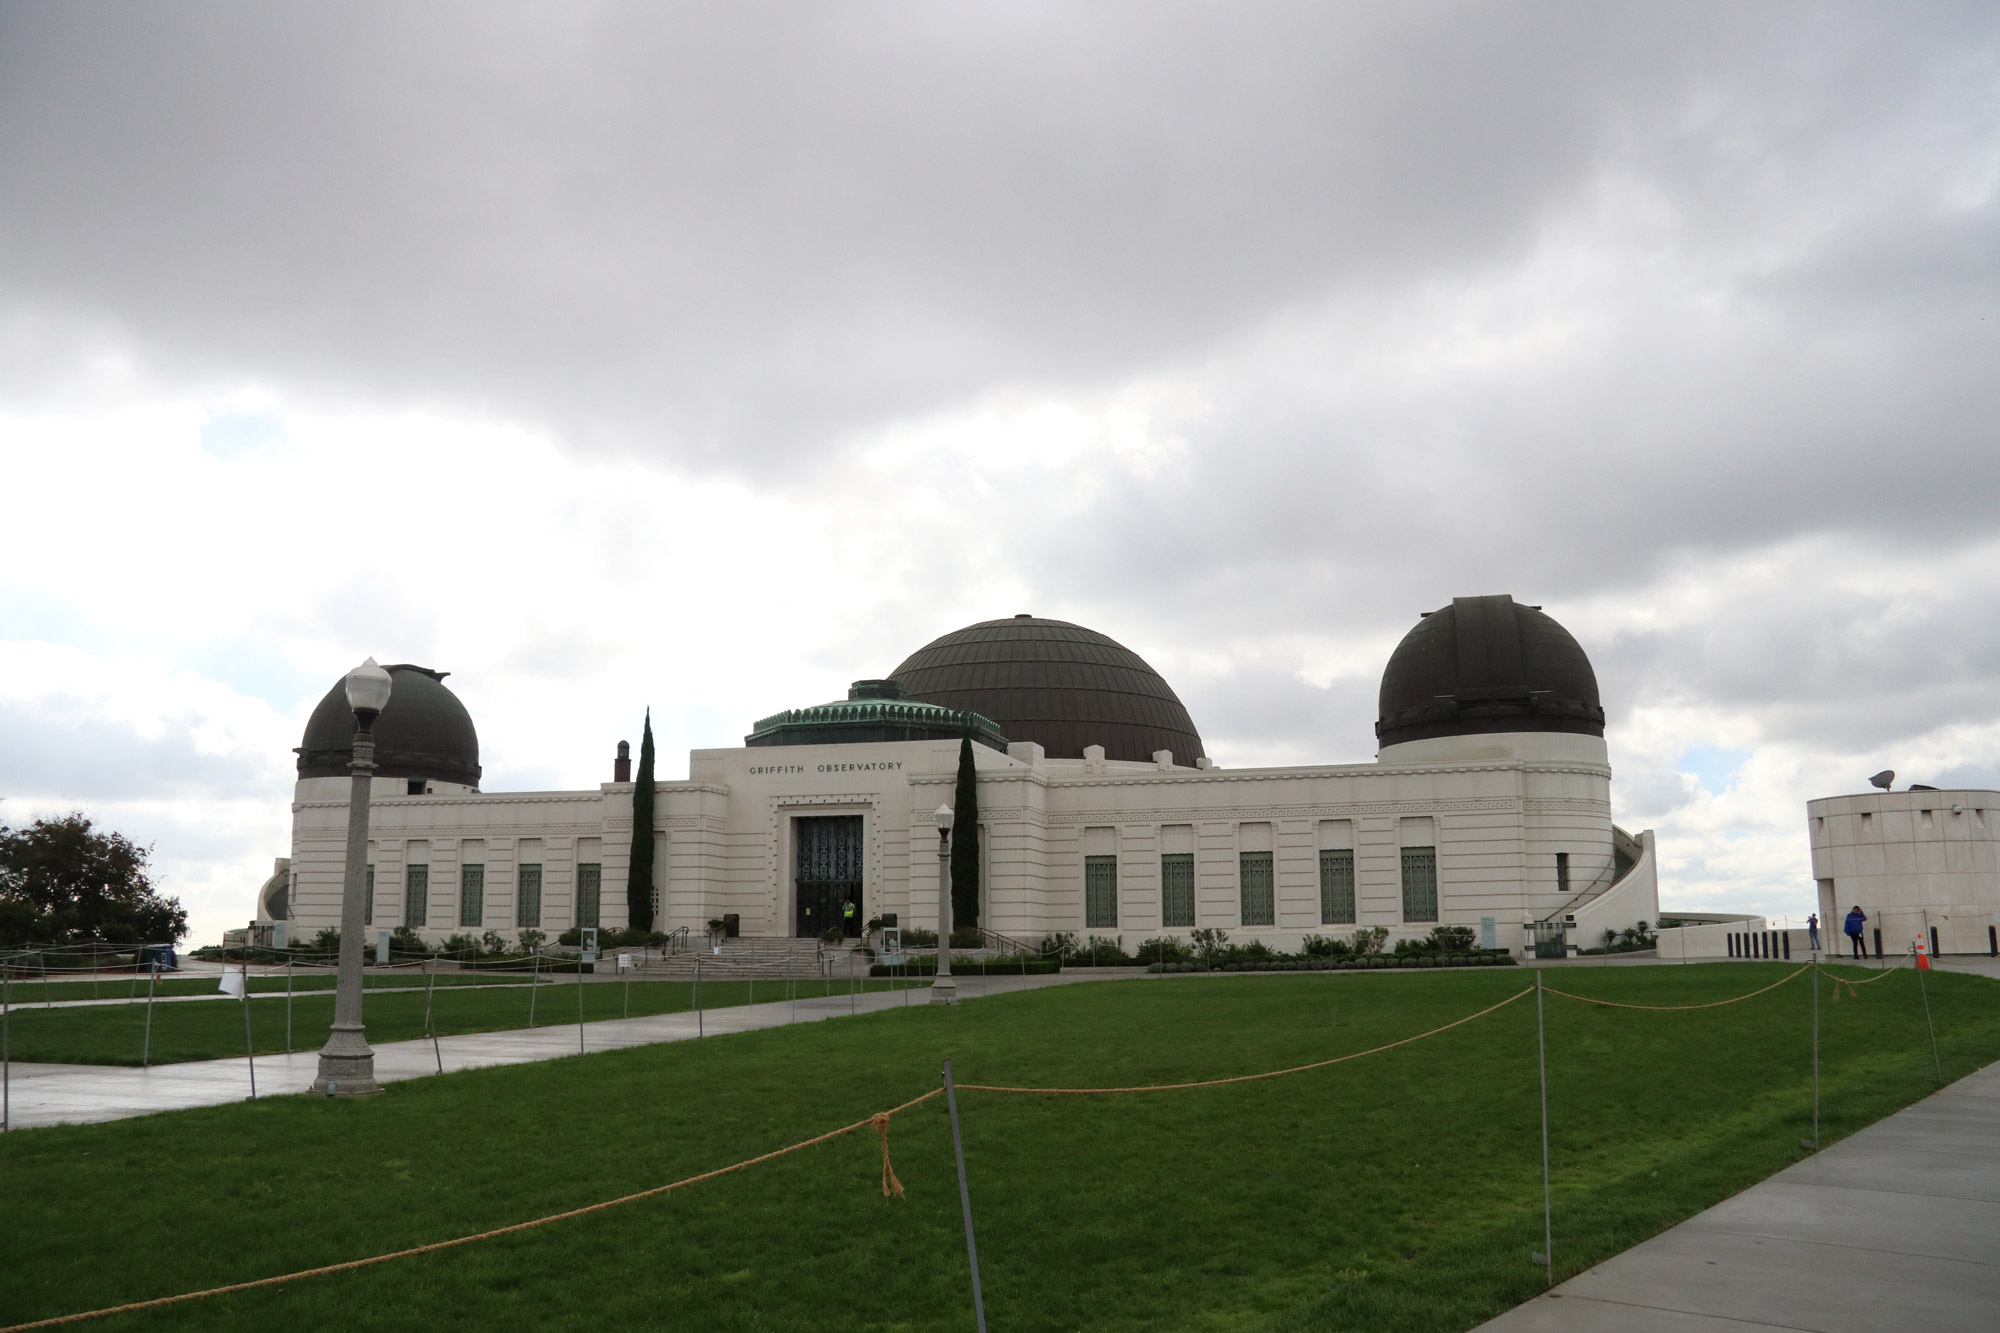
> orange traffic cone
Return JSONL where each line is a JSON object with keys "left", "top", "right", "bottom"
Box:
{"left": 1915, "top": 939, "right": 1932, "bottom": 970}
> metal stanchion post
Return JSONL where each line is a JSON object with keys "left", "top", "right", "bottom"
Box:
{"left": 142, "top": 966, "right": 157, "bottom": 1068}
{"left": 1810, "top": 950, "right": 1821, "bottom": 1149}
{"left": 4, "top": 966, "right": 12, "bottom": 1132}
{"left": 696, "top": 957, "right": 703, "bottom": 1037}
{"left": 577, "top": 955, "right": 585, "bottom": 1054}
{"left": 1534, "top": 970, "right": 1553, "bottom": 1284}
{"left": 529, "top": 948, "right": 539, "bottom": 1028}
{"left": 424, "top": 958, "right": 442, "bottom": 1074}
{"left": 1914, "top": 944, "right": 1943, "bottom": 1084}
{"left": 942, "top": 1059, "right": 988, "bottom": 1333}
{"left": 286, "top": 959, "right": 294, "bottom": 1054}
{"left": 241, "top": 964, "right": 257, "bottom": 1099}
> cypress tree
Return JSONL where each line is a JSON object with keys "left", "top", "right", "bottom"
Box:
{"left": 626, "top": 710, "right": 657, "bottom": 933}
{"left": 951, "top": 733, "right": 980, "bottom": 934}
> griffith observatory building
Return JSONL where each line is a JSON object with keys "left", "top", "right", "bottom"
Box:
{"left": 259, "top": 597, "right": 1659, "bottom": 955}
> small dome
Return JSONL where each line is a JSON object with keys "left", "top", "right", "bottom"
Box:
{"left": 296, "top": 664, "right": 481, "bottom": 787}
{"left": 746, "top": 680, "right": 1008, "bottom": 749}
{"left": 1376, "top": 596, "right": 1603, "bottom": 749}
{"left": 890, "top": 616, "right": 1204, "bottom": 764}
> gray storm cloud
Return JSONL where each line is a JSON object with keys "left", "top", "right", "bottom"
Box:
{"left": 2, "top": 2, "right": 1998, "bottom": 934}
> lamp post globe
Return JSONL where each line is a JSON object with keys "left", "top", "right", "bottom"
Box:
{"left": 931, "top": 802, "right": 957, "bottom": 1005}
{"left": 311, "top": 657, "right": 392, "bottom": 1096}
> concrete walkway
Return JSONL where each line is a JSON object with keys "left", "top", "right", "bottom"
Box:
{"left": 0, "top": 970, "right": 1084, "bottom": 1131}
{"left": 1475, "top": 1057, "right": 2000, "bottom": 1332}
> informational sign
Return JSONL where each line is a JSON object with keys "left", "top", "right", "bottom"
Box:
{"left": 581, "top": 926, "right": 598, "bottom": 964}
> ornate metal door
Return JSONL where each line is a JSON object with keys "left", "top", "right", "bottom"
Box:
{"left": 795, "top": 816, "right": 864, "bottom": 937}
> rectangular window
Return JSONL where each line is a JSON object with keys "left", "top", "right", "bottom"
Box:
{"left": 1319, "top": 849, "right": 1355, "bottom": 924}
{"left": 517, "top": 864, "right": 543, "bottom": 929}
{"left": 1161, "top": 853, "right": 1195, "bottom": 928}
{"left": 1239, "top": 851, "right": 1274, "bottom": 926}
{"left": 460, "top": 864, "right": 484, "bottom": 928}
{"left": 1556, "top": 851, "right": 1570, "bottom": 896}
{"left": 1401, "top": 846, "right": 1438, "bottom": 922}
{"left": 364, "top": 865, "right": 375, "bottom": 926}
{"left": 404, "top": 865, "right": 429, "bottom": 928}
{"left": 1084, "top": 855, "right": 1118, "bottom": 929}
{"left": 407, "top": 779, "right": 425, "bottom": 796}
{"left": 577, "top": 863, "right": 602, "bottom": 929}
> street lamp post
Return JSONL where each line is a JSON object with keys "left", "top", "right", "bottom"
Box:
{"left": 931, "top": 803, "right": 956, "bottom": 1006}
{"left": 311, "top": 657, "right": 392, "bottom": 1096}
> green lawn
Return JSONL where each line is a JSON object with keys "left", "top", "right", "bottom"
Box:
{"left": 2, "top": 969, "right": 539, "bottom": 1006}
{"left": 1, "top": 962, "right": 1994, "bottom": 1333}
{"left": 0, "top": 975, "right": 915, "bottom": 1065}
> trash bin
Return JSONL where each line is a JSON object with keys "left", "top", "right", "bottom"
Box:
{"left": 722, "top": 913, "right": 740, "bottom": 938}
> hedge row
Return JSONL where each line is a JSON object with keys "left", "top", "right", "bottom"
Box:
{"left": 1151, "top": 952, "right": 1517, "bottom": 973}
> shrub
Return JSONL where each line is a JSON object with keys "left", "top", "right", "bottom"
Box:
{"left": 480, "top": 929, "right": 508, "bottom": 956}
{"left": 1426, "top": 925, "right": 1478, "bottom": 953}
{"left": 389, "top": 925, "right": 429, "bottom": 956}
{"left": 819, "top": 927, "right": 845, "bottom": 946}
{"left": 1352, "top": 926, "right": 1388, "bottom": 956}
{"left": 557, "top": 927, "right": 582, "bottom": 946}
{"left": 1189, "top": 928, "right": 1231, "bottom": 964}
{"left": 308, "top": 927, "right": 342, "bottom": 956}
{"left": 1136, "top": 937, "right": 1192, "bottom": 965}
{"left": 900, "top": 927, "right": 938, "bottom": 948}
{"left": 949, "top": 927, "right": 985, "bottom": 949}
{"left": 516, "top": 928, "right": 546, "bottom": 953}
{"left": 439, "top": 932, "right": 480, "bottom": 958}
{"left": 1301, "top": 934, "right": 1352, "bottom": 959}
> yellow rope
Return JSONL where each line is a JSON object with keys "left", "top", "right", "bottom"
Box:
{"left": 1543, "top": 965, "right": 1807, "bottom": 1010}
{"left": 0, "top": 1088, "right": 941, "bottom": 1332}
{"left": 957, "top": 985, "right": 1536, "bottom": 1094}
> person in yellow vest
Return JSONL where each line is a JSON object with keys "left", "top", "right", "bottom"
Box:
{"left": 842, "top": 897, "right": 858, "bottom": 937}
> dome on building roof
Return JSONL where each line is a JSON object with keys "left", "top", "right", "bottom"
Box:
{"left": 296, "top": 664, "right": 482, "bottom": 787}
{"left": 746, "top": 679, "right": 1008, "bottom": 749}
{"left": 890, "top": 615, "right": 1205, "bottom": 764}
{"left": 1376, "top": 596, "right": 1603, "bottom": 749}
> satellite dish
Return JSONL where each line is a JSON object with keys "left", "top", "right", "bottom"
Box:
{"left": 1869, "top": 770, "right": 1895, "bottom": 791}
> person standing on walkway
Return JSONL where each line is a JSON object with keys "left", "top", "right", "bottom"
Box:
{"left": 1807, "top": 913, "right": 1821, "bottom": 951}
{"left": 1843, "top": 905, "right": 1868, "bottom": 959}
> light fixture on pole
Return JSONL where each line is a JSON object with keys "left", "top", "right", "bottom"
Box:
{"left": 931, "top": 802, "right": 957, "bottom": 1006}
{"left": 311, "top": 657, "right": 392, "bottom": 1096}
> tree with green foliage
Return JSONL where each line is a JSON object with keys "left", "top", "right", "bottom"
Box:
{"left": 0, "top": 813, "right": 188, "bottom": 946}
{"left": 951, "top": 733, "right": 980, "bottom": 931}
{"left": 626, "top": 710, "right": 657, "bottom": 932}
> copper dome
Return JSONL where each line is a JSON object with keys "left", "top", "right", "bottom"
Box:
{"left": 1376, "top": 596, "right": 1604, "bottom": 749}
{"left": 295, "top": 664, "right": 482, "bottom": 787}
{"left": 890, "top": 615, "right": 1205, "bottom": 764}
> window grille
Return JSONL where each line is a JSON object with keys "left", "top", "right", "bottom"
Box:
{"left": 1556, "top": 851, "right": 1570, "bottom": 897}
{"left": 460, "top": 864, "right": 484, "bottom": 928}
{"left": 518, "top": 864, "right": 542, "bottom": 929}
{"left": 1161, "top": 853, "right": 1195, "bottom": 928}
{"left": 364, "top": 865, "right": 375, "bottom": 926}
{"left": 404, "top": 865, "right": 429, "bottom": 928}
{"left": 1085, "top": 856, "right": 1118, "bottom": 929}
{"left": 1401, "top": 846, "right": 1438, "bottom": 923}
{"left": 1319, "top": 849, "right": 1355, "bottom": 924}
{"left": 578, "top": 863, "right": 602, "bottom": 928}
{"left": 1239, "top": 851, "right": 1274, "bottom": 926}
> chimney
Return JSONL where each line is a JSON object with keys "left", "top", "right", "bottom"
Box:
{"left": 614, "top": 739, "right": 631, "bottom": 783}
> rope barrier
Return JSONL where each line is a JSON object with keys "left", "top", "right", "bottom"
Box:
{"left": 957, "top": 985, "right": 1536, "bottom": 1094}
{"left": 1542, "top": 966, "right": 1809, "bottom": 1011}
{"left": 0, "top": 1087, "right": 944, "bottom": 1332}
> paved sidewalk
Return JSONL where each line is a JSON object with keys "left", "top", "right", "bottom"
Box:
{"left": 1475, "top": 1058, "right": 2000, "bottom": 1332}
{"left": 1, "top": 970, "right": 1081, "bottom": 1131}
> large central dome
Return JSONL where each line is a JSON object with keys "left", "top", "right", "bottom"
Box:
{"left": 296, "top": 664, "right": 482, "bottom": 787}
{"left": 890, "top": 615, "right": 1205, "bottom": 764}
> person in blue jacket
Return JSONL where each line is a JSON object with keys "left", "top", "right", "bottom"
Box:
{"left": 1843, "top": 905, "right": 1868, "bottom": 959}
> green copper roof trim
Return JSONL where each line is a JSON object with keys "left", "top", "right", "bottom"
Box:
{"left": 745, "top": 698, "right": 1007, "bottom": 747}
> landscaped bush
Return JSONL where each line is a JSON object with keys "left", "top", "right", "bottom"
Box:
{"left": 1148, "top": 949, "right": 1516, "bottom": 974}
{"left": 1135, "top": 936, "right": 1193, "bottom": 965}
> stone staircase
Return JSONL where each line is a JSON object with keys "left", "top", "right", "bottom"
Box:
{"left": 624, "top": 936, "right": 856, "bottom": 979}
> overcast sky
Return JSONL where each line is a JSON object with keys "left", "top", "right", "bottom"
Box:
{"left": 3, "top": 2, "right": 1997, "bottom": 945}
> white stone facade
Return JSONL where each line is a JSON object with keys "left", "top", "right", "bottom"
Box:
{"left": 1808, "top": 789, "right": 2000, "bottom": 956}
{"left": 280, "top": 728, "right": 1657, "bottom": 956}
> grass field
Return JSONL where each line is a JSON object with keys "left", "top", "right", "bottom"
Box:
{"left": 1, "top": 962, "right": 1994, "bottom": 1333}
{"left": 2, "top": 969, "right": 537, "bottom": 1006}
{"left": 0, "top": 975, "right": 916, "bottom": 1065}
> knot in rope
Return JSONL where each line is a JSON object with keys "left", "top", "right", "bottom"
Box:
{"left": 872, "top": 1112, "right": 906, "bottom": 1198}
